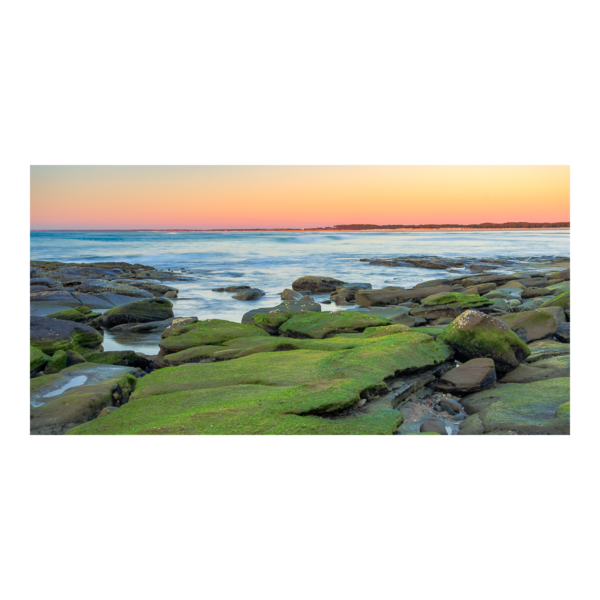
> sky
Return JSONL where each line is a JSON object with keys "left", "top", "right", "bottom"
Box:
{"left": 30, "top": 166, "right": 570, "bottom": 229}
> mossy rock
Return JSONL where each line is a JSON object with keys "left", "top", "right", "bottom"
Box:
{"left": 545, "top": 281, "right": 570, "bottom": 294}
{"left": 499, "top": 310, "right": 559, "bottom": 343}
{"left": 30, "top": 316, "right": 104, "bottom": 355}
{"left": 101, "top": 298, "right": 174, "bottom": 329}
{"left": 420, "top": 292, "right": 492, "bottom": 308}
{"left": 411, "top": 327, "right": 446, "bottom": 339}
{"left": 83, "top": 350, "right": 151, "bottom": 369}
{"left": 438, "top": 310, "right": 530, "bottom": 372}
{"left": 45, "top": 306, "right": 101, "bottom": 324}
{"left": 540, "top": 291, "right": 570, "bottom": 310}
{"left": 252, "top": 310, "right": 292, "bottom": 334}
{"left": 46, "top": 350, "right": 68, "bottom": 375}
{"left": 362, "top": 324, "right": 411, "bottom": 337}
{"left": 67, "top": 332, "right": 453, "bottom": 435}
{"left": 501, "top": 354, "right": 570, "bottom": 384}
{"left": 458, "top": 378, "right": 570, "bottom": 434}
{"left": 159, "top": 319, "right": 269, "bottom": 356}
{"left": 30, "top": 346, "right": 50, "bottom": 376}
{"left": 525, "top": 340, "right": 570, "bottom": 363}
{"left": 279, "top": 310, "right": 390, "bottom": 339}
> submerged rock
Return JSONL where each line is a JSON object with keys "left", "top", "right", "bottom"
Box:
{"left": 438, "top": 310, "right": 530, "bottom": 372}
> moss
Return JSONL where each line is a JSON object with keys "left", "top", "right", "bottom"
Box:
{"left": 83, "top": 350, "right": 150, "bottom": 369}
{"left": 160, "top": 319, "right": 269, "bottom": 355}
{"left": 252, "top": 310, "right": 291, "bottom": 333}
{"left": 541, "top": 291, "right": 570, "bottom": 309}
{"left": 545, "top": 281, "right": 570, "bottom": 293}
{"left": 46, "top": 350, "right": 68, "bottom": 374}
{"left": 67, "top": 332, "right": 453, "bottom": 435}
{"left": 45, "top": 306, "right": 101, "bottom": 323}
{"left": 420, "top": 292, "right": 491, "bottom": 307}
{"left": 362, "top": 324, "right": 411, "bottom": 337}
{"left": 30, "top": 346, "right": 49, "bottom": 375}
{"left": 555, "top": 401, "right": 570, "bottom": 422}
{"left": 279, "top": 310, "right": 390, "bottom": 339}
{"left": 411, "top": 327, "right": 446, "bottom": 339}
{"left": 438, "top": 311, "right": 530, "bottom": 372}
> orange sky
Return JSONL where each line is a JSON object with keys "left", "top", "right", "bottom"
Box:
{"left": 30, "top": 166, "right": 570, "bottom": 229}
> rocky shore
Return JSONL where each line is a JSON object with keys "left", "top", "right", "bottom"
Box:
{"left": 30, "top": 256, "right": 570, "bottom": 435}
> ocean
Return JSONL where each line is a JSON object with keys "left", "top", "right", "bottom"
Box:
{"left": 30, "top": 230, "right": 570, "bottom": 352}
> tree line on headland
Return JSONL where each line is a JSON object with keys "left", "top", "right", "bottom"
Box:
{"left": 329, "top": 222, "right": 570, "bottom": 230}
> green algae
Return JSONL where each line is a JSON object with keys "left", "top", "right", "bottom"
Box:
{"left": 540, "top": 291, "right": 570, "bottom": 309}
{"left": 45, "top": 306, "right": 101, "bottom": 323}
{"left": 278, "top": 310, "right": 390, "bottom": 339}
{"left": 46, "top": 350, "right": 68, "bottom": 374}
{"left": 420, "top": 292, "right": 491, "bottom": 307}
{"left": 30, "top": 346, "right": 49, "bottom": 375}
{"left": 67, "top": 332, "right": 453, "bottom": 435}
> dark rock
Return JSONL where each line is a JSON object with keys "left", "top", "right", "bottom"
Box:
{"left": 355, "top": 285, "right": 453, "bottom": 307}
{"left": 436, "top": 358, "right": 496, "bottom": 394}
{"left": 100, "top": 298, "right": 174, "bottom": 329}
{"left": 420, "top": 420, "right": 448, "bottom": 434}
{"left": 79, "top": 279, "right": 154, "bottom": 298}
{"left": 30, "top": 316, "right": 104, "bottom": 355}
{"left": 555, "top": 322, "right": 570, "bottom": 343}
{"left": 232, "top": 288, "right": 265, "bottom": 301}
{"left": 291, "top": 276, "right": 346, "bottom": 294}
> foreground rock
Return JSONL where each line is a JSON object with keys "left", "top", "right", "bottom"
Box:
{"left": 499, "top": 310, "right": 559, "bottom": 343}
{"left": 100, "top": 298, "right": 174, "bottom": 329}
{"left": 292, "top": 276, "right": 346, "bottom": 294}
{"left": 67, "top": 331, "right": 453, "bottom": 435}
{"left": 459, "top": 378, "right": 570, "bottom": 434}
{"left": 45, "top": 306, "right": 102, "bottom": 324}
{"left": 355, "top": 285, "right": 453, "bottom": 307}
{"left": 500, "top": 355, "right": 570, "bottom": 384}
{"left": 438, "top": 310, "right": 530, "bottom": 372}
{"left": 241, "top": 299, "right": 321, "bottom": 324}
{"left": 436, "top": 358, "right": 496, "bottom": 394}
{"left": 30, "top": 363, "right": 138, "bottom": 434}
{"left": 278, "top": 310, "right": 390, "bottom": 339}
{"left": 30, "top": 316, "right": 104, "bottom": 355}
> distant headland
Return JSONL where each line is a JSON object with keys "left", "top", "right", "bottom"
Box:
{"left": 31, "top": 222, "right": 570, "bottom": 232}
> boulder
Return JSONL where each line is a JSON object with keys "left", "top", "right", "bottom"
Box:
{"left": 420, "top": 420, "right": 448, "bottom": 435}
{"left": 500, "top": 354, "right": 569, "bottom": 384}
{"left": 232, "top": 288, "right": 265, "bottom": 301}
{"left": 30, "top": 316, "right": 104, "bottom": 355}
{"left": 540, "top": 291, "right": 570, "bottom": 310}
{"left": 30, "top": 346, "right": 50, "bottom": 376}
{"left": 410, "top": 293, "right": 493, "bottom": 321}
{"left": 526, "top": 339, "right": 570, "bottom": 363}
{"left": 79, "top": 279, "right": 154, "bottom": 298}
{"left": 355, "top": 285, "right": 453, "bottom": 307}
{"left": 241, "top": 299, "right": 321, "bottom": 324}
{"left": 30, "top": 363, "right": 137, "bottom": 435}
{"left": 45, "top": 306, "right": 102, "bottom": 324}
{"left": 438, "top": 310, "right": 530, "bottom": 372}
{"left": 464, "top": 283, "right": 497, "bottom": 295}
{"left": 458, "top": 378, "right": 570, "bottom": 435}
{"left": 100, "top": 298, "right": 174, "bottom": 329}
{"left": 46, "top": 350, "right": 68, "bottom": 375}
{"left": 436, "top": 358, "right": 496, "bottom": 394}
{"left": 521, "top": 287, "right": 553, "bottom": 299}
{"left": 128, "top": 281, "right": 178, "bottom": 296}
{"left": 279, "top": 310, "right": 390, "bottom": 339}
{"left": 281, "top": 289, "right": 302, "bottom": 301}
{"left": 538, "top": 306, "right": 566, "bottom": 323}
{"left": 555, "top": 322, "right": 570, "bottom": 343}
{"left": 499, "top": 310, "right": 559, "bottom": 343}
{"left": 292, "top": 276, "right": 346, "bottom": 294}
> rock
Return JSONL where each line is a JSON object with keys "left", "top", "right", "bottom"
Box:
{"left": 42, "top": 265, "right": 126, "bottom": 282}
{"left": 362, "top": 324, "right": 411, "bottom": 337}
{"left": 500, "top": 354, "right": 569, "bottom": 384}
{"left": 498, "top": 281, "right": 526, "bottom": 290}
{"left": 538, "top": 306, "right": 566, "bottom": 323}
{"left": 458, "top": 378, "right": 570, "bottom": 434}
{"left": 46, "top": 350, "right": 68, "bottom": 374}
{"left": 30, "top": 277, "right": 60, "bottom": 287}
{"left": 355, "top": 285, "right": 453, "bottom": 307}
{"left": 525, "top": 340, "right": 570, "bottom": 363}
{"left": 331, "top": 283, "right": 372, "bottom": 303}
{"left": 232, "top": 288, "right": 265, "bottom": 301}
{"left": 100, "top": 298, "right": 174, "bottom": 329}
{"left": 420, "top": 420, "right": 448, "bottom": 434}
{"left": 68, "top": 293, "right": 114, "bottom": 309}
{"left": 79, "top": 279, "right": 154, "bottom": 298}
{"left": 555, "top": 322, "right": 570, "bottom": 343}
{"left": 65, "top": 350, "right": 87, "bottom": 367}
{"left": 30, "top": 290, "right": 80, "bottom": 304}
{"left": 30, "top": 363, "right": 137, "bottom": 435}
{"left": 299, "top": 295, "right": 314, "bottom": 302}
{"left": 163, "top": 290, "right": 178, "bottom": 299}
{"left": 438, "top": 310, "right": 530, "bottom": 372}
{"left": 545, "top": 281, "right": 570, "bottom": 294}
{"left": 85, "top": 350, "right": 152, "bottom": 370}
{"left": 253, "top": 310, "right": 292, "bottom": 334}
{"left": 498, "top": 310, "right": 559, "bottom": 343}
{"left": 487, "top": 299, "right": 511, "bottom": 312}
{"left": 512, "top": 297, "right": 547, "bottom": 312}
{"left": 540, "top": 291, "right": 570, "bottom": 310}
{"left": 414, "top": 278, "right": 454, "bottom": 288}
{"left": 431, "top": 317, "right": 454, "bottom": 326}
{"left": 30, "top": 346, "right": 50, "bottom": 376}
{"left": 436, "top": 358, "right": 496, "bottom": 394}
{"left": 279, "top": 311, "right": 390, "bottom": 339}
{"left": 98, "top": 406, "right": 119, "bottom": 418}
{"left": 30, "top": 316, "right": 104, "bottom": 355}
{"left": 65, "top": 331, "right": 453, "bottom": 435}
{"left": 281, "top": 289, "right": 302, "bottom": 301}
{"left": 211, "top": 285, "right": 251, "bottom": 292}
{"left": 127, "top": 281, "right": 178, "bottom": 296}
{"left": 241, "top": 300, "right": 321, "bottom": 324}
{"left": 45, "top": 306, "right": 101, "bottom": 324}
{"left": 464, "top": 283, "right": 497, "bottom": 295}
{"left": 521, "top": 287, "right": 553, "bottom": 299}
{"left": 291, "top": 276, "right": 346, "bottom": 294}
{"left": 410, "top": 293, "right": 493, "bottom": 321}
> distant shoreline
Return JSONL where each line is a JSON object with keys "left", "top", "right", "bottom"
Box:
{"left": 30, "top": 227, "right": 571, "bottom": 233}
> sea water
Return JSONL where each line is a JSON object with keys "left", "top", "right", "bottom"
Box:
{"left": 30, "top": 230, "right": 570, "bottom": 351}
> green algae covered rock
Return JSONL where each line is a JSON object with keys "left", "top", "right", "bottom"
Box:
{"left": 30, "top": 346, "right": 50, "bottom": 376}
{"left": 67, "top": 331, "right": 453, "bottom": 435}
{"left": 45, "top": 306, "right": 101, "bottom": 324}
{"left": 438, "top": 310, "right": 530, "bottom": 372}
{"left": 159, "top": 319, "right": 269, "bottom": 356}
{"left": 83, "top": 350, "right": 152, "bottom": 369}
{"left": 525, "top": 339, "right": 570, "bottom": 363}
{"left": 420, "top": 292, "right": 491, "bottom": 308}
{"left": 545, "top": 281, "right": 570, "bottom": 294}
{"left": 46, "top": 350, "right": 68, "bottom": 374}
{"left": 30, "top": 316, "right": 104, "bottom": 355}
{"left": 458, "top": 378, "right": 570, "bottom": 435}
{"left": 540, "top": 291, "right": 570, "bottom": 310}
{"left": 411, "top": 327, "right": 446, "bottom": 339}
{"left": 499, "top": 310, "right": 559, "bottom": 343}
{"left": 279, "top": 310, "right": 390, "bottom": 339}
{"left": 501, "top": 354, "right": 570, "bottom": 384}
{"left": 252, "top": 309, "right": 292, "bottom": 334}
{"left": 100, "top": 298, "right": 174, "bottom": 329}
